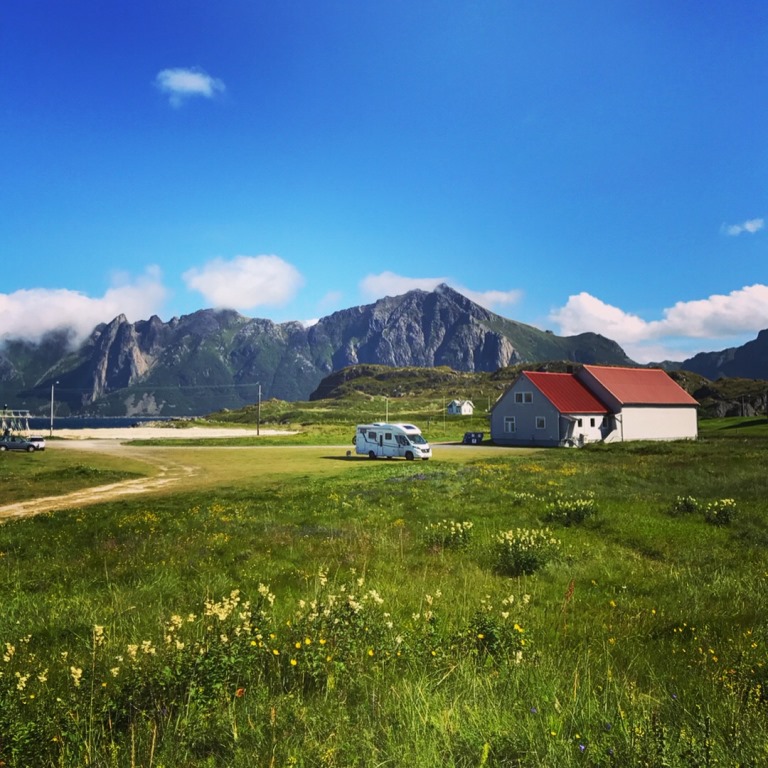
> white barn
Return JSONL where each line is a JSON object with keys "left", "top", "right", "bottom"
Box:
{"left": 577, "top": 365, "right": 698, "bottom": 442}
{"left": 490, "top": 366, "right": 698, "bottom": 447}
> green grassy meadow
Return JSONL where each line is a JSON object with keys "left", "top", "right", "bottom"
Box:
{"left": 0, "top": 423, "right": 767, "bottom": 766}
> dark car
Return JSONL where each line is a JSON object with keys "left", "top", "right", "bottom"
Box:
{"left": 0, "top": 435, "right": 37, "bottom": 452}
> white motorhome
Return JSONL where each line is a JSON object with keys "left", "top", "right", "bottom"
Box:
{"left": 354, "top": 423, "right": 432, "bottom": 460}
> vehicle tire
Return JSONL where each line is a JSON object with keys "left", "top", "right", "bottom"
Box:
{"left": 405, "top": 451, "right": 414, "bottom": 461}
{"left": 27, "top": 445, "right": 35, "bottom": 452}
{"left": 0, "top": 446, "right": 6, "bottom": 451}
{"left": 368, "top": 450, "right": 376, "bottom": 459}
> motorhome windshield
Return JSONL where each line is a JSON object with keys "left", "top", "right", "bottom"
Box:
{"left": 409, "top": 433, "right": 428, "bottom": 445}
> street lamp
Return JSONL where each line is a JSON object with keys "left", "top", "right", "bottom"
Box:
{"left": 50, "top": 380, "right": 59, "bottom": 437}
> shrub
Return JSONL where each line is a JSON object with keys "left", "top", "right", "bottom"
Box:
{"left": 493, "top": 528, "right": 561, "bottom": 576}
{"left": 544, "top": 492, "right": 597, "bottom": 526}
{"left": 422, "top": 519, "right": 474, "bottom": 551}
{"left": 703, "top": 498, "right": 737, "bottom": 526}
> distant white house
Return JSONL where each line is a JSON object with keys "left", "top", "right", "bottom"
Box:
{"left": 490, "top": 365, "right": 698, "bottom": 447}
{"left": 446, "top": 399, "right": 475, "bottom": 415}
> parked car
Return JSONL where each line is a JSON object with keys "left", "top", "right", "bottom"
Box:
{"left": 27, "top": 435, "right": 46, "bottom": 451}
{"left": 0, "top": 435, "right": 37, "bottom": 452}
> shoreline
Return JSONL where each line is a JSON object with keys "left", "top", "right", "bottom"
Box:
{"left": 49, "top": 426, "right": 296, "bottom": 440}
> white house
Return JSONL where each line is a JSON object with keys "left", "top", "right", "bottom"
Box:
{"left": 490, "top": 366, "right": 698, "bottom": 447}
{"left": 446, "top": 399, "right": 475, "bottom": 415}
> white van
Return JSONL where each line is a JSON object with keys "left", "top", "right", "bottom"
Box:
{"left": 354, "top": 423, "right": 432, "bottom": 461}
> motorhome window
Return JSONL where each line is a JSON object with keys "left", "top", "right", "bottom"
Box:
{"left": 397, "top": 435, "right": 409, "bottom": 446}
{"left": 410, "top": 433, "right": 427, "bottom": 445}
{"left": 368, "top": 431, "right": 377, "bottom": 440}
{"left": 385, "top": 433, "right": 392, "bottom": 440}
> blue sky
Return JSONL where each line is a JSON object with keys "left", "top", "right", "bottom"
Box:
{"left": 2, "top": 1, "right": 767, "bottom": 363}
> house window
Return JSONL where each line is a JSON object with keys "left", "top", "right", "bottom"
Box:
{"left": 590, "top": 418, "right": 595, "bottom": 427}
{"left": 536, "top": 416, "right": 546, "bottom": 430}
{"left": 514, "top": 391, "right": 533, "bottom": 404}
{"left": 577, "top": 418, "right": 583, "bottom": 427}
{"left": 504, "top": 417, "right": 516, "bottom": 433}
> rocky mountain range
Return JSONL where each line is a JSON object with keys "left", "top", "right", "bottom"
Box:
{"left": 0, "top": 285, "right": 634, "bottom": 417}
{"left": 668, "top": 329, "right": 768, "bottom": 382}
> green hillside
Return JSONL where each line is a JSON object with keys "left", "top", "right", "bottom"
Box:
{"left": 210, "top": 363, "right": 768, "bottom": 434}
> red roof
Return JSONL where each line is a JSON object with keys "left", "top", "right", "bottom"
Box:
{"left": 580, "top": 365, "right": 698, "bottom": 406}
{"left": 524, "top": 372, "right": 609, "bottom": 414}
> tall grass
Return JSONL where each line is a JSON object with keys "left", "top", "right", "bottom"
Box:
{"left": 1, "top": 433, "right": 767, "bottom": 765}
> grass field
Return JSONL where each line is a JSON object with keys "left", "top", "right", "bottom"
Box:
{"left": 0, "top": 422, "right": 767, "bottom": 766}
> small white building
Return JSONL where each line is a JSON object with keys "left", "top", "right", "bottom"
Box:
{"left": 446, "top": 399, "right": 475, "bottom": 415}
{"left": 490, "top": 366, "right": 698, "bottom": 447}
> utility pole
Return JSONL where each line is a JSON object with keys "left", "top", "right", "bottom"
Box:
{"left": 49, "top": 380, "right": 59, "bottom": 437}
{"left": 257, "top": 383, "right": 261, "bottom": 436}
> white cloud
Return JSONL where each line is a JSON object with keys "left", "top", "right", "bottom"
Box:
{"left": 549, "top": 292, "right": 651, "bottom": 343}
{"left": 360, "top": 272, "right": 449, "bottom": 299}
{"left": 0, "top": 267, "right": 167, "bottom": 345}
{"left": 462, "top": 287, "right": 523, "bottom": 310}
{"left": 318, "top": 290, "right": 343, "bottom": 309}
{"left": 722, "top": 218, "right": 764, "bottom": 236}
{"left": 359, "top": 272, "right": 522, "bottom": 312}
{"left": 658, "top": 284, "right": 768, "bottom": 337}
{"left": 550, "top": 284, "right": 768, "bottom": 362}
{"left": 182, "top": 255, "right": 304, "bottom": 311}
{"left": 155, "top": 67, "right": 225, "bottom": 107}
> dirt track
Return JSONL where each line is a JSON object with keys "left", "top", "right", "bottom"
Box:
{"left": 0, "top": 439, "right": 198, "bottom": 522}
{"left": 0, "top": 427, "right": 294, "bottom": 523}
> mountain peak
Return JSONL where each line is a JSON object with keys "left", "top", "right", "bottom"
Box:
{"left": 2, "top": 287, "right": 636, "bottom": 416}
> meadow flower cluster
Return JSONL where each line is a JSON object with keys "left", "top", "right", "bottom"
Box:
{"left": 669, "top": 495, "right": 700, "bottom": 516}
{"left": 0, "top": 576, "right": 534, "bottom": 764}
{"left": 421, "top": 519, "right": 474, "bottom": 550}
{"left": 493, "top": 527, "right": 561, "bottom": 576}
{"left": 703, "top": 498, "right": 737, "bottom": 526}
{"left": 668, "top": 495, "right": 737, "bottom": 525}
{"left": 465, "top": 593, "right": 531, "bottom": 663}
{"left": 544, "top": 491, "right": 597, "bottom": 526}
